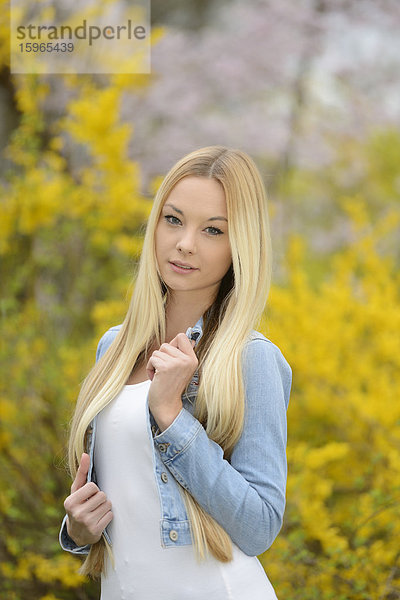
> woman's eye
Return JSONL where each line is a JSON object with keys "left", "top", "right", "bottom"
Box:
{"left": 164, "top": 215, "right": 222, "bottom": 236}
{"left": 205, "top": 226, "right": 223, "bottom": 236}
{"left": 164, "top": 215, "right": 181, "bottom": 225}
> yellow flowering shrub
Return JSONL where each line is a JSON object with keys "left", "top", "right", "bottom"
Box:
{"left": 259, "top": 190, "right": 400, "bottom": 598}
{"left": 0, "top": 28, "right": 399, "bottom": 595}
{"left": 0, "top": 37, "right": 162, "bottom": 600}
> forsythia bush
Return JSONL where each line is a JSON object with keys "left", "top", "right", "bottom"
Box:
{"left": 1, "top": 34, "right": 400, "bottom": 600}
{"left": 259, "top": 199, "right": 400, "bottom": 598}
{"left": 0, "top": 51, "right": 159, "bottom": 600}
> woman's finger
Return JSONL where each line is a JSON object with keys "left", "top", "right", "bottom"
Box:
{"left": 158, "top": 343, "right": 181, "bottom": 357}
{"left": 71, "top": 453, "right": 90, "bottom": 494}
{"left": 146, "top": 352, "right": 166, "bottom": 380}
{"left": 146, "top": 352, "right": 168, "bottom": 376}
{"left": 83, "top": 491, "right": 109, "bottom": 513}
{"left": 95, "top": 509, "right": 114, "bottom": 532}
{"left": 168, "top": 332, "right": 194, "bottom": 351}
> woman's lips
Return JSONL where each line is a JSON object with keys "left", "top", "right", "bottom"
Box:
{"left": 169, "top": 262, "right": 198, "bottom": 274}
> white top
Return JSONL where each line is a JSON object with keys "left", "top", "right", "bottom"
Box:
{"left": 94, "top": 380, "right": 278, "bottom": 600}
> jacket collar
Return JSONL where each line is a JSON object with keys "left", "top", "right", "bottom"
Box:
{"left": 185, "top": 315, "right": 203, "bottom": 348}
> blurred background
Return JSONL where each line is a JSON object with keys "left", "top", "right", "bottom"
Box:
{"left": 0, "top": 0, "right": 399, "bottom": 598}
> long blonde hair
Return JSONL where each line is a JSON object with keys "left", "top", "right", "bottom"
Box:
{"left": 67, "top": 145, "right": 273, "bottom": 578}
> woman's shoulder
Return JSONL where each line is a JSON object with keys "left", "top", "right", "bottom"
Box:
{"left": 98, "top": 324, "right": 122, "bottom": 344}
{"left": 245, "top": 328, "right": 287, "bottom": 355}
{"left": 243, "top": 330, "right": 292, "bottom": 409}
{"left": 244, "top": 330, "right": 292, "bottom": 378}
{"left": 95, "top": 324, "right": 122, "bottom": 361}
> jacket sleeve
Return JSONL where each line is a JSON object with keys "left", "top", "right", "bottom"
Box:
{"left": 152, "top": 338, "right": 292, "bottom": 556}
{"left": 58, "top": 331, "right": 109, "bottom": 555}
{"left": 59, "top": 514, "right": 91, "bottom": 555}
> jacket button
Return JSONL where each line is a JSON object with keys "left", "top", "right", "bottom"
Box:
{"left": 161, "top": 472, "right": 168, "bottom": 483}
{"left": 158, "top": 443, "right": 167, "bottom": 453}
{"left": 169, "top": 529, "right": 178, "bottom": 542}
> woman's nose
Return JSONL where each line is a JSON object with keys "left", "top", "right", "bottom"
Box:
{"left": 176, "top": 230, "right": 197, "bottom": 254}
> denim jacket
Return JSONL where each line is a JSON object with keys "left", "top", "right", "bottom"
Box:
{"left": 59, "top": 316, "right": 292, "bottom": 557}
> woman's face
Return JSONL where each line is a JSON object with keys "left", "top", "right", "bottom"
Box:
{"left": 155, "top": 176, "right": 232, "bottom": 306}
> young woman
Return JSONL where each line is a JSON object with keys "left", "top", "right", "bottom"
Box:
{"left": 59, "top": 145, "right": 292, "bottom": 599}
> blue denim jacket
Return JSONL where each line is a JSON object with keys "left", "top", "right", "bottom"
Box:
{"left": 59, "top": 316, "right": 292, "bottom": 557}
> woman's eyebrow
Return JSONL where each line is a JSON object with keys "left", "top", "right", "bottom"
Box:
{"left": 163, "top": 203, "right": 228, "bottom": 222}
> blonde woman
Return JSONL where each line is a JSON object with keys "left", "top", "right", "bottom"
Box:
{"left": 59, "top": 145, "right": 292, "bottom": 599}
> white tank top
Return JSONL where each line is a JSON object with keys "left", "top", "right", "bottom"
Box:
{"left": 94, "top": 380, "right": 278, "bottom": 600}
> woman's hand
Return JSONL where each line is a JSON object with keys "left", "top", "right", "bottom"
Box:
{"left": 64, "top": 453, "right": 113, "bottom": 547}
{"left": 146, "top": 333, "right": 198, "bottom": 432}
